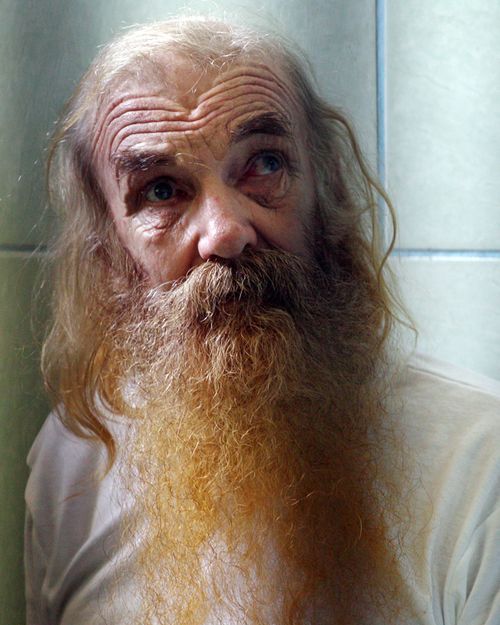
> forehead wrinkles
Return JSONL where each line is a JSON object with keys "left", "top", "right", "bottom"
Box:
{"left": 108, "top": 93, "right": 291, "bottom": 159}
{"left": 93, "top": 64, "right": 302, "bottom": 164}
{"left": 197, "top": 64, "right": 299, "bottom": 110}
{"left": 92, "top": 95, "right": 184, "bottom": 162}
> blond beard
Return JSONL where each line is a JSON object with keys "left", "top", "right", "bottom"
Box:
{"left": 103, "top": 249, "right": 405, "bottom": 625}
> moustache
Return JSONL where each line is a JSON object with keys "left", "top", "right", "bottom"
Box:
{"left": 145, "top": 249, "right": 325, "bottom": 324}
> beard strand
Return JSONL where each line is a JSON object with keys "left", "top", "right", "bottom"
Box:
{"left": 100, "top": 248, "right": 406, "bottom": 625}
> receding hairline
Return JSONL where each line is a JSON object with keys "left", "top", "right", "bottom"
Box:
{"left": 91, "top": 18, "right": 296, "bottom": 91}
{"left": 75, "top": 17, "right": 318, "bottom": 133}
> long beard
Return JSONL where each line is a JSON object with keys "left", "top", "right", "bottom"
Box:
{"left": 104, "top": 249, "right": 405, "bottom": 625}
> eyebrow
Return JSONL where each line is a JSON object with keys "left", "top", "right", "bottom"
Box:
{"left": 229, "top": 112, "right": 294, "bottom": 145}
{"left": 111, "top": 152, "right": 177, "bottom": 179}
{"left": 111, "top": 112, "right": 295, "bottom": 178}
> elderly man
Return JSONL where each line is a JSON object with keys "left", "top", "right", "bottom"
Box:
{"left": 25, "top": 17, "right": 499, "bottom": 625}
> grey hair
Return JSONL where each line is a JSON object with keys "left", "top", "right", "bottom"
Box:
{"left": 43, "top": 16, "right": 400, "bottom": 461}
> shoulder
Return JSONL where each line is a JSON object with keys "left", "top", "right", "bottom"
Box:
{"left": 401, "top": 353, "right": 500, "bottom": 401}
{"left": 391, "top": 354, "right": 500, "bottom": 625}
{"left": 25, "top": 411, "right": 137, "bottom": 624}
{"left": 394, "top": 352, "right": 499, "bottom": 461}
{"left": 393, "top": 351, "right": 500, "bottom": 516}
{"left": 27, "top": 410, "right": 107, "bottom": 477}
{"left": 25, "top": 406, "right": 134, "bottom": 544}
{"left": 26, "top": 410, "right": 126, "bottom": 516}
{"left": 394, "top": 353, "right": 499, "bottom": 485}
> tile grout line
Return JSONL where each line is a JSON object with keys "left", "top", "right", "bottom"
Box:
{"left": 376, "top": 0, "right": 387, "bottom": 190}
{"left": 2, "top": 246, "right": 499, "bottom": 259}
{"left": 392, "top": 249, "right": 500, "bottom": 259}
{"left": 376, "top": 0, "right": 388, "bottom": 241}
{"left": 0, "top": 244, "right": 47, "bottom": 257}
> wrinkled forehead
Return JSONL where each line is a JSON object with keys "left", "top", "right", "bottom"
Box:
{"left": 91, "top": 51, "right": 307, "bottom": 166}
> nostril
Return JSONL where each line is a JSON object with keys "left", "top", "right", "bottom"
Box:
{"left": 198, "top": 219, "right": 258, "bottom": 261}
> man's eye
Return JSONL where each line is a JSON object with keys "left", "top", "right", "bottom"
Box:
{"left": 144, "top": 179, "right": 177, "bottom": 202}
{"left": 246, "top": 152, "right": 283, "bottom": 177}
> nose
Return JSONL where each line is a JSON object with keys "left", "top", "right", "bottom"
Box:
{"left": 196, "top": 186, "right": 258, "bottom": 261}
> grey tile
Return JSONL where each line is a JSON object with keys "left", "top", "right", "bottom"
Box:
{"left": 0, "top": 1, "right": 95, "bottom": 246}
{"left": 386, "top": 1, "right": 500, "bottom": 249}
{"left": 392, "top": 255, "right": 500, "bottom": 381}
{"left": 0, "top": 253, "right": 49, "bottom": 625}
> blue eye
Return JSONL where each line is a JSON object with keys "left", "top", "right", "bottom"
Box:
{"left": 248, "top": 152, "right": 283, "bottom": 176}
{"left": 145, "top": 179, "right": 176, "bottom": 202}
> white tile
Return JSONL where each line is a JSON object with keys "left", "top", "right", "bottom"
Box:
{"left": 392, "top": 255, "right": 500, "bottom": 381}
{"left": 386, "top": 1, "right": 500, "bottom": 249}
{"left": 273, "top": 0, "right": 378, "bottom": 166}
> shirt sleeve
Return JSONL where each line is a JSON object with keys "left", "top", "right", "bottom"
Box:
{"left": 24, "top": 411, "right": 138, "bottom": 625}
{"left": 400, "top": 356, "right": 500, "bottom": 625}
{"left": 452, "top": 509, "right": 500, "bottom": 625}
{"left": 25, "top": 497, "right": 50, "bottom": 625}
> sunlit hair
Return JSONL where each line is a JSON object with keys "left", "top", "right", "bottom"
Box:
{"left": 42, "top": 16, "right": 401, "bottom": 466}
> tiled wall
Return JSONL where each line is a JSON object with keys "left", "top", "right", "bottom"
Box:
{"left": 1, "top": 3, "right": 56, "bottom": 622}
{"left": 383, "top": 0, "right": 500, "bottom": 379}
{"left": 0, "top": 254, "right": 48, "bottom": 625}
{"left": 1, "top": 1, "right": 498, "bottom": 622}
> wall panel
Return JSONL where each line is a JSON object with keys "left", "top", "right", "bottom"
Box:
{"left": 386, "top": 0, "right": 500, "bottom": 250}
{"left": 0, "top": 254, "right": 48, "bottom": 625}
{"left": 394, "top": 256, "right": 500, "bottom": 380}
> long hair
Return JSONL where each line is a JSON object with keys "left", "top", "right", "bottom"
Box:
{"left": 42, "top": 16, "right": 401, "bottom": 468}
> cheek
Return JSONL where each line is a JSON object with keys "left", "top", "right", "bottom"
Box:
{"left": 110, "top": 216, "right": 159, "bottom": 280}
{"left": 239, "top": 169, "right": 291, "bottom": 207}
{"left": 296, "top": 172, "right": 316, "bottom": 253}
{"left": 112, "top": 216, "right": 145, "bottom": 263}
{"left": 272, "top": 187, "right": 315, "bottom": 257}
{"left": 123, "top": 224, "right": 195, "bottom": 285}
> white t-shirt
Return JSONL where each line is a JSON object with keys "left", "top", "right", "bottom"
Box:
{"left": 25, "top": 354, "right": 500, "bottom": 624}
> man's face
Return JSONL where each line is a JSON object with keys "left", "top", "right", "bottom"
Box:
{"left": 93, "top": 53, "right": 316, "bottom": 286}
